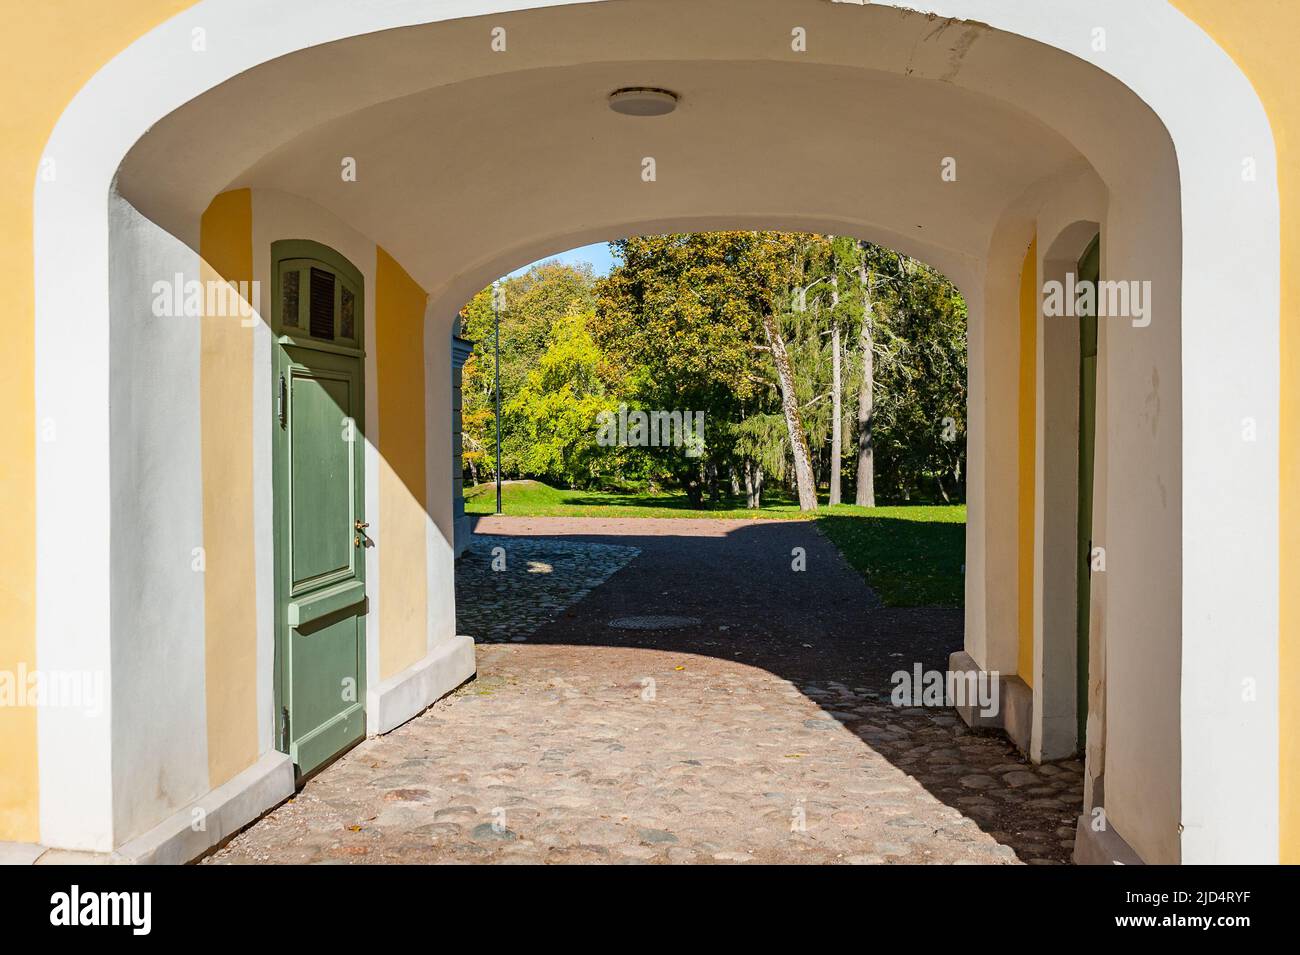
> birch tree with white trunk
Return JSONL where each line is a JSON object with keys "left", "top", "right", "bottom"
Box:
{"left": 760, "top": 306, "right": 819, "bottom": 511}
{"left": 829, "top": 269, "right": 843, "bottom": 506}
{"left": 855, "top": 250, "right": 876, "bottom": 507}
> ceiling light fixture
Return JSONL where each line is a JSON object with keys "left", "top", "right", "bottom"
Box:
{"left": 608, "top": 87, "right": 679, "bottom": 116}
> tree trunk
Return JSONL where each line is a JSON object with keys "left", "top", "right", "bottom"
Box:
{"left": 829, "top": 275, "right": 843, "bottom": 506}
{"left": 761, "top": 308, "right": 818, "bottom": 511}
{"left": 743, "top": 457, "right": 764, "bottom": 509}
{"left": 685, "top": 478, "right": 703, "bottom": 507}
{"left": 855, "top": 259, "right": 876, "bottom": 508}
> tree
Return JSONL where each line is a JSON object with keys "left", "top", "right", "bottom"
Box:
{"left": 856, "top": 247, "right": 878, "bottom": 507}
{"left": 734, "top": 413, "right": 786, "bottom": 507}
{"left": 595, "top": 231, "right": 823, "bottom": 510}
{"left": 829, "top": 267, "right": 843, "bottom": 506}
{"left": 459, "top": 261, "right": 598, "bottom": 480}
{"left": 503, "top": 313, "right": 619, "bottom": 487}
{"left": 760, "top": 301, "right": 818, "bottom": 510}
{"left": 855, "top": 248, "right": 967, "bottom": 503}
{"left": 823, "top": 235, "right": 865, "bottom": 506}
{"left": 460, "top": 234, "right": 967, "bottom": 507}
{"left": 595, "top": 233, "right": 769, "bottom": 504}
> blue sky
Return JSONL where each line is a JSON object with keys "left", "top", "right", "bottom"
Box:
{"left": 508, "top": 241, "right": 618, "bottom": 278}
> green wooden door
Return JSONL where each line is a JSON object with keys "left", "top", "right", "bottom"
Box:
{"left": 272, "top": 241, "right": 367, "bottom": 779}
{"left": 1076, "top": 236, "right": 1100, "bottom": 751}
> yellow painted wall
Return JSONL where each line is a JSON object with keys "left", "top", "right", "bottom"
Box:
{"left": 1016, "top": 238, "right": 1037, "bottom": 688}
{"left": 199, "top": 190, "right": 260, "bottom": 788}
{"left": 1169, "top": 0, "right": 1300, "bottom": 865}
{"left": 0, "top": 0, "right": 196, "bottom": 845}
{"left": 375, "top": 248, "right": 430, "bottom": 680}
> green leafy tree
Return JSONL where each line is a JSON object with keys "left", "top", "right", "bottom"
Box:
{"left": 459, "top": 261, "right": 598, "bottom": 480}
{"left": 595, "top": 231, "right": 820, "bottom": 508}
{"left": 503, "top": 313, "right": 620, "bottom": 487}
{"left": 858, "top": 250, "right": 968, "bottom": 502}
{"left": 458, "top": 236, "right": 966, "bottom": 506}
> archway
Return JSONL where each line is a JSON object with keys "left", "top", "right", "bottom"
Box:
{"left": 26, "top": 0, "right": 1280, "bottom": 864}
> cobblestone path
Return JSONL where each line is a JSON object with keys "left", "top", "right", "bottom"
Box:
{"left": 205, "top": 516, "right": 1082, "bottom": 865}
{"left": 455, "top": 533, "right": 640, "bottom": 644}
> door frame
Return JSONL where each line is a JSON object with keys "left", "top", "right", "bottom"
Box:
{"left": 1033, "top": 221, "right": 1101, "bottom": 762}
{"left": 1076, "top": 235, "right": 1100, "bottom": 751}
{"left": 270, "top": 238, "right": 368, "bottom": 772}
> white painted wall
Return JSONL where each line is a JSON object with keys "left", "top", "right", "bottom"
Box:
{"left": 106, "top": 195, "right": 210, "bottom": 845}
{"left": 425, "top": 318, "right": 458, "bottom": 651}
{"left": 965, "top": 258, "right": 1018, "bottom": 678}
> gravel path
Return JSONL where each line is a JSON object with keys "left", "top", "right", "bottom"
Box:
{"left": 204, "top": 515, "right": 1081, "bottom": 865}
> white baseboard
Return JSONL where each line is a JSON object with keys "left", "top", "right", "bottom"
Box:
{"left": 366, "top": 635, "right": 476, "bottom": 736}
{"left": 111, "top": 751, "right": 295, "bottom": 865}
{"left": 947, "top": 650, "right": 1032, "bottom": 754}
{"left": 0, "top": 842, "right": 46, "bottom": 865}
{"left": 1072, "top": 813, "right": 1145, "bottom": 864}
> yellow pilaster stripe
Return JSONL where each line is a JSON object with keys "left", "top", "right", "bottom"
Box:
{"left": 376, "top": 248, "right": 430, "bottom": 680}
{"left": 0, "top": 0, "right": 198, "bottom": 846}
{"left": 199, "top": 190, "right": 260, "bottom": 787}
{"left": 1017, "top": 238, "right": 1037, "bottom": 687}
{"left": 1171, "top": 0, "right": 1300, "bottom": 863}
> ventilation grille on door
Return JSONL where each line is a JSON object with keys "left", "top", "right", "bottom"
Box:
{"left": 281, "top": 269, "right": 300, "bottom": 329}
{"left": 309, "top": 267, "right": 336, "bottom": 339}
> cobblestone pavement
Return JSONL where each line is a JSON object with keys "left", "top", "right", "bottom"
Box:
{"left": 455, "top": 534, "right": 640, "bottom": 644}
{"left": 206, "top": 516, "right": 1082, "bottom": 865}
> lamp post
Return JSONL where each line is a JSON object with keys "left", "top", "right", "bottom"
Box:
{"left": 492, "top": 279, "right": 503, "bottom": 515}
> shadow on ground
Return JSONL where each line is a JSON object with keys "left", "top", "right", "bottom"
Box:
{"left": 458, "top": 514, "right": 1082, "bottom": 864}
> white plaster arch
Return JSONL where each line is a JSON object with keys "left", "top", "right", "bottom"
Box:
{"left": 420, "top": 212, "right": 982, "bottom": 328}
{"left": 34, "top": 0, "right": 1279, "bottom": 862}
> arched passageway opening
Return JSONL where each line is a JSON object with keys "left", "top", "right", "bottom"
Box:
{"left": 400, "top": 228, "right": 1091, "bottom": 865}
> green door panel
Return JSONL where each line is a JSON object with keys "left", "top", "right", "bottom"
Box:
{"left": 1076, "top": 235, "right": 1100, "bottom": 752}
{"left": 272, "top": 244, "right": 367, "bottom": 782}
{"left": 286, "top": 611, "right": 365, "bottom": 749}
{"left": 289, "top": 368, "right": 357, "bottom": 590}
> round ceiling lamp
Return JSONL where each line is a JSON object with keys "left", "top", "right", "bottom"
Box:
{"left": 608, "top": 87, "right": 679, "bottom": 116}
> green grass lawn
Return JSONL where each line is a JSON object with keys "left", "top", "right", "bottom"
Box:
{"left": 465, "top": 479, "right": 815, "bottom": 519}
{"left": 465, "top": 480, "right": 965, "bottom": 607}
{"left": 814, "top": 506, "right": 965, "bottom": 608}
